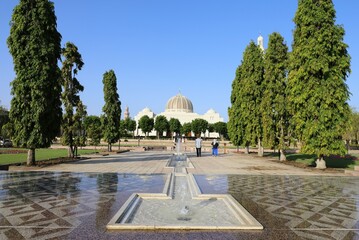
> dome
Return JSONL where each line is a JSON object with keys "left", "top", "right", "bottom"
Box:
{"left": 142, "top": 107, "right": 152, "bottom": 113}
{"left": 165, "top": 93, "right": 193, "bottom": 113}
{"left": 206, "top": 109, "right": 216, "bottom": 114}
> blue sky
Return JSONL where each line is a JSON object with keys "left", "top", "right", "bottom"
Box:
{"left": 1, "top": 1, "right": 358, "bottom": 122}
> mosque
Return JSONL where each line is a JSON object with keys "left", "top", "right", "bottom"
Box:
{"left": 123, "top": 36, "right": 265, "bottom": 138}
{"left": 131, "top": 93, "right": 224, "bottom": 137}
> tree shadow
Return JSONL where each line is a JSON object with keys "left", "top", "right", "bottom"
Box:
{"left": 263, "top": 152, "right": 279, "bottom": 158}
{"left": 286, "top": 153, "right": 316, "bottom": 161}
{"left": 324, "top": 155, "right": 358, "bottom": 169}
{"left": 283, "top": 153, "right": 357, "bottom": 169}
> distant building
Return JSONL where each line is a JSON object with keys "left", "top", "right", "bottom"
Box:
{"left": 124, "top": 106, "right": 130, "bottom": 120}
{"left": 134, "top": 93, "right": 224, "bottom": 137}
{"left": 257, "top": 35, "right": 264, "bottom": 51}
{"left": 257, "top": 34, "right": 264, "bottom": 52}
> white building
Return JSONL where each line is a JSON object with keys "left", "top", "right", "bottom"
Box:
{"left": 257, "top": 34, "right": 265, "bottom": 52}
{"left": 134, "top": 93, "right": 224, "bottom": 137}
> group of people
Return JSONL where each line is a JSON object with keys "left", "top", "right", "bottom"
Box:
{"left": 195, "top": 136, "right": 219, "bottom": 157}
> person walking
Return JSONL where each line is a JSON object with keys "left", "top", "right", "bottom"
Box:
{"left": 195, "top": 136, "right": 202, "bottom": 157}
{"left": 211, "top": 139, "right": 219, "bottom": 157}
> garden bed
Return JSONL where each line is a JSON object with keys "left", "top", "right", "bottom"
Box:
{"left": 0, "top": 149, "right": 27, "bottom": 154}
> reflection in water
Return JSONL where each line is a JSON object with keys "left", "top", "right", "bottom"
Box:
{"left": 97, "top": 173, "right": 119, "bottom": 194}
{"left": 1, "top": 171, "right": 82, "bottom": 197}
{"left": 95, "top": 173, "right": 118, "bottom": 227}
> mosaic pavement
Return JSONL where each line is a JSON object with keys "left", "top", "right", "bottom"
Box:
{"left": 0, "top": 172, "right": 167, "bottom": 239}
{"left": 196, "top": 175, "right": 359, "bottom": 240}
{"left": 0, "top": 171, "right": 358, "bottom": 239}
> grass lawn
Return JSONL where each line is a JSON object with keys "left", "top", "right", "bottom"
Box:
{"left": 267, "top": 152, "right": 359, "bottom": 170}
{"left": 0, "top": 148, "right": 98, "bottom": 165}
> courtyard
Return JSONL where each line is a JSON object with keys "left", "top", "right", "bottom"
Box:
{"left": 0, "top": 151, "right": 358, "bottom": 239}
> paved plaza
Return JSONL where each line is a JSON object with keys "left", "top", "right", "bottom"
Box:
{"left": 1, "top": 151, "right": 358, "bottom": 239}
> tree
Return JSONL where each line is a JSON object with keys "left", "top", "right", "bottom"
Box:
{"left": 169, "top": 118, "right": 182, "bottom": 138}
{"left": 102, "top": 70, "right": 121, "bottom": 151}
{"left": 138, "top": 115, "right": 154, "bottom": 137}
{"left": 343, "top": 109, "right": 359, "bottom": 152}
{"left": 7, "top": 0, "right": 62, "bottom": 165}
{"left": 181, "top": 122, "right": 192, "bottom": 137}
{"left": 213, "top": 122, "right": 227, "bottom": 140}
{"left": 119, "top": 120, "right": 127, "bottom": 138}
{"left": 128, "top": 119, "right": 137, "bottom": 137}
{"left": 349, "top": 110, "right": 359, "bottom": 144}
{"left": 288, "top": 0, "right": 351, "bottom": 168}
{"left": 73, "top": 101, "right": 87, "bottom": 156}
{"left": 228, "top": 65, "right": 245, "bottom": 151}
{"left": 236, "top": 41, "right": 265, "bottom": 155}
{"left": 191, "top": 119, "right": 208, "bottom": 136}
{"left": 1, "top": 122, "right": 13, "bottom": 139}
{"left": 60, "top": 42, "right": 84, "bottom": 158}
{"left": 84, "top": 115, "right": 102, "bottom": 147}
{"left": 154, "top": 115, "right": 169, "bottom": 139}
{"left": 207, "top": 123, "right": 215, "bottom": 137}
{"left": 123, "top": 118, "right": 136, "bottom": 137}
{"left": 262, "top": 32, "right": 289, "bottom": 161}
{"left": 0, "top": 106, "right": 9, "bottom": 136}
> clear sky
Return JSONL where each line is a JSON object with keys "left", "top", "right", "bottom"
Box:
{"left": 1, "top": 1, "right": 358, "bottom": 122}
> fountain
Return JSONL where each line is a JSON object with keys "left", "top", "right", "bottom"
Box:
{"left": 107, "top": 141, "right": 263, "bottom": 230}
{"left": 174, "top": 136, "right": 184, "bottom": 159}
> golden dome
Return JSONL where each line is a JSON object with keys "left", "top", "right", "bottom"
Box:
{"left": 165, "top": 93, "right": 193, "bottom": 113}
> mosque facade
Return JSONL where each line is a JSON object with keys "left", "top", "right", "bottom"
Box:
{"left": 131, "top": 35, "right": 263, "bottom": 138}
{"left": 133, "top": 93, "right": 224, "bottom": 137}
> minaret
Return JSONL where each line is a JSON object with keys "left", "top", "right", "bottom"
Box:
{"left": 124, "top": 106, "right": 130, "bottom": 119}
{"left": 257, "top": 34, "right": 264, "bottom": 52}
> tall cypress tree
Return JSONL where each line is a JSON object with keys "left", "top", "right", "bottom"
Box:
{"left": 102, "top": 70, "right": 121, "bottom": 152}
{"left": 262, "top": 32, "right": 289, "bottom": 160}
{"left": 61, "top": 42, "right": 84, "bottom": 158}
{"left": 288, "top": 0, "right": 351, "bottom": 168}
{"left": 240, "top": 41, "right": 265, "bottom": 155}
{"left": 7, "top": 0, "right": 62, "bottom": 165}
{"left": 228, "top": 65, "right": 244, "bottom": 151}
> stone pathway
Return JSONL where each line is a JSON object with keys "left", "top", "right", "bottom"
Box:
{"left": 10, "top": 152, "right": 172, "bottom": 174}
{"left": 188, "top": 153, "right": 346, "bottom": 176}
{"left": 10, "top": 151, "right": 346, "bottom": 176}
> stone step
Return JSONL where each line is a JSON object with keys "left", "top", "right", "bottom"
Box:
{"left": 345, "top": 170, "right": 359, "bottom": 176}
{"left": 354, "top": 166, "right": 359, "bottom": 171}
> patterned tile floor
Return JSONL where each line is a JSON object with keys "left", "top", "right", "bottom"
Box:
{"left": 0, "top": 172, "right": 167, "bottom": 239}
{"left": 196, "top": 175, "right": 359, "bottom": 240}
{"left": 0, "top": 165, "right": 359, "bottom": 239}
